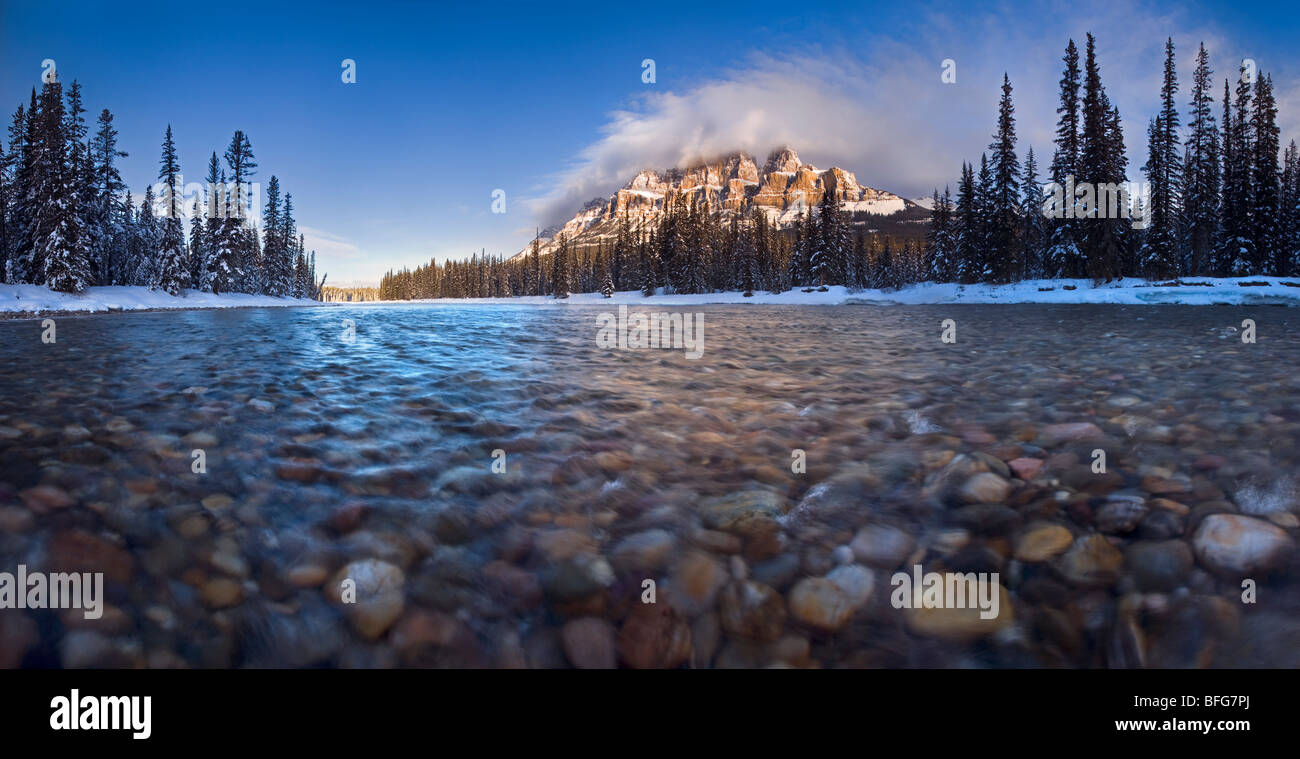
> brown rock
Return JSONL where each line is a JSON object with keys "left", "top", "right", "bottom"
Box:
{"left": 719, "top": 580, "right": 786, "bottom": 642}
{"left": 1055, "top": 534, "right": 1124, "bottom": 587}
{"left": 1014, "top": 523, "right": 1074, "bottom": 562}
{"left": 0, "top": 613, "right": 38, "bottom": 668}
{"left": 482, "top": 560, "right": 542, "bottom": 609}
{"left": 959, "top": 473, "right": 1011, "bottom": 504}
{"left": 46, "top": 529, "right": 134, "bottom": 583}
{"left": 20, "top": 485, "right": 75, "bottom": 513}
{"left": 200, "top": 578, "right": 243, "bottom": 608}
{"left": 905, "top": 584, "right": 1014, "bottom": 640}
{"left": 617, "top": 604, "right": 692, "bottom": 669}
{"left": 669, "top": 550, "right": 728, "bottom": 613}
{"left": 327, "top": 559, "right": 406, "bottom": 639}
{"left": 562, "top": 617, "right": 618, "bottom": 669}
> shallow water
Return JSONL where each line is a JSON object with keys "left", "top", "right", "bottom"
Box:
{"left": 1, "top": 303, "right": 1298, "bottom": 668}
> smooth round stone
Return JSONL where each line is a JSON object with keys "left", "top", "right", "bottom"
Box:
{"left": 1055, "top": 534, "right": 1123, "bottom": 587}
{"left": 904, "top": 584, "right": 1014, "bottom": 640}
{"left": 1096, "top": 497, "right": 1148, "bottom": 534}
{"left": 617, "top": 604, "right": 692, "bottom": 669}
{"left": 610, "top": 529, "right": 676, "bottom": 573}
{"left": 1192, "top": 514, "right": 1295, "bottom": 575}
{"left": 700, "top": 489, "right": 786, "bottom": 530}
{"left": 544, "top": 555, "right": 614, "bottom": 602}
{"left": 850, "top": 524, "right": 916, "bottom": 568}
{"left": 561, "top": 617, "right": 617, "bottom": 669}
{"left": 1137, "top": 509, "right": 1185, "bottom": 540}
{"left": 788, "top": 565, "right": 875, "bottom": 632}
{"left": 719, "top": 579, "right": 787, "bottom": 642}
{"left": 668, "top": 551, "right": 728, "bottom": 613}
{"left": 200, "top": 577, "right": 244, "bottom": 608}
{"left": 327, "top": 559, "right": 406, "bottom": 639}
{"left": 184, "top": 431, "right": 219, "bottom": 448}
{"left": 1125, "top": 540, "right": 1193, "bottom": 592}
{"left": 19, "top": 485, "right": 75, "bottom": 512}
{"left": 286, "top": 564, "right": 330, "bottom": 587}
{"left": 1014, "top": 523, "right": 1074, "bottom": 562}
{"left": 959, "top": 473, "right": 1011, "bottom": 504}
{"left": 201, "top": 494, "right": 234, "bottom": 510}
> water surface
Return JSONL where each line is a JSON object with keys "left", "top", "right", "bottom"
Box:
{"left": 1, "top": 303, "right": 1297, "bottom": 668}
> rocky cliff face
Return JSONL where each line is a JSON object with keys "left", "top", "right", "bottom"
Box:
{"left": 515, "top": 147, "right": 919, "bottom": 259}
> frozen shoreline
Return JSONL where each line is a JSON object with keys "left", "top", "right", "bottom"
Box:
{"left": 0, "top": 284, "right": 325, "bottom": 318}
{"left": 354, "top": 276, "right": 1300, "bottom": 307}
{"left": 5, "top": 277, "right": 1299, "bottom": 318}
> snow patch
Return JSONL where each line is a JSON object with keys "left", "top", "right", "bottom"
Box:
{"left": 0, "top": 284, "right": 324, "bottom": 315}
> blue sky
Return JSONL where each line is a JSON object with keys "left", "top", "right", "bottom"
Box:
{"left": 3, "top": 0, "right": 1299, "bottom": 285}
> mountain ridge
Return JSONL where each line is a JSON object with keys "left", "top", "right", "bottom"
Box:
{"left": 515, "top": 147, "right": 925, "bottom": 260}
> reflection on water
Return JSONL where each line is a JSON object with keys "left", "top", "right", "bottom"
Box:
{"left": 0, "top": 303, "right": 1297, "bottom": 668}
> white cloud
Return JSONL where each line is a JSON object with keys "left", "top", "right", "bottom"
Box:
{"left": 525, "top": 3, "right": 1281, "bottom": 228}
{"left": 300, "top": 225, "right": 362, "bottom": 261}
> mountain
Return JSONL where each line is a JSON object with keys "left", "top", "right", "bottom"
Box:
{"left": 514, "top": 147, "right": 928, "bottom": 259}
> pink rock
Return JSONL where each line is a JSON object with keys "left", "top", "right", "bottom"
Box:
{"left": 19, "top": 485, "right": 75, "bottom": 513}
{"left": 1008, "top": 457, "right": 1044, "bottom": 480}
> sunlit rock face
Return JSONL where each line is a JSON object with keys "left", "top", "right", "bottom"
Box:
{"left": 515, "top": 147, "right": 911, "bottom": 260}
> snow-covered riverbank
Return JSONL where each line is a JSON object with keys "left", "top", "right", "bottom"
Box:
{"left": 353, "top": 277, "right": 1300, "bottom": 307}
{"left": 0, "top": 284, "right": 326, "bottom": 317}
{"left": 6, "top": 276, "right": 1299, "bottom": 317}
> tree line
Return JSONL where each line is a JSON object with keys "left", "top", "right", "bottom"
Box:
{"left": 378, "top": 190, "right": 934, "bottom": 299}
{"left": 0, "top": 72, "right": 325, "bottom": 297}
{"left": 927, "top": 34, "right": 1299, "bottom": 284}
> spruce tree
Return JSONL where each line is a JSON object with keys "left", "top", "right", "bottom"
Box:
{"left": 955, "top": 161, "right": 979, "bottom": 283}
{"left": 188, "top": 197, "right": 205, "bottom": 285}
{"left": 262, "top": 175, "right": 285, "bottom": 294}
{"left": 1020, "top": 149, "right": 1046, "bottom": 278}
{"left": 551, "top": 233, "right": 570, "bottom": 297}
{"left": 33, "top": 77, "right": 90, "bottom": 292}
{"left": 88, "top": 109, "right": 127, "bottom": 285}
{"left": 1140, "top": 39, "right": 1181, "bottom": 279}
{"left": 924, "top": 188, "right": 947, "bottom": 281}
{"left": 1047, "top": 39, "right": 1082, "bottom": 277}
{"left": 1251, "top": 74, "right": 1281, "bottom": 274}
{"left": 133, "top": 186, "right": 159, "bottom": 286}
{"left": 641, "top": 228, "right": 658, "bottom": 296}
{"left": 1078, "top": 34, "right": 1127, "bottom": 282}
{"left": 280, "top": 192, "right": 297, "bottom": 294}
{"left": 1220, "top": 68, "right": 1256, "bottom": 275}
{"left": 0, "top": 140, "right": 8, "bottom": 281}
{"left": 1183, "top": 44, "right": 1220, "bottom": 275}
{"left": 154, "top": 125, "right": 189, "bottom": 294}
{"left": 599, "top": 252, "right": 614, "bottom": 297}
{"left": 1141, "top": 114, "right": 1176, "bottom": 278}
{"left": 613, "top": 211, "right": 631, "bottom": 291}
{"left": 530, "top": 235, "right": 543, "bottom": 295}
{"left": 987, "top": 73, "right": 1021, "bottom": 282}
{"left": 206, "top": 169, "right": 241, "bottom": 294}
{"left": 1282, "top": 141, "right": 1300, "bottom": 275}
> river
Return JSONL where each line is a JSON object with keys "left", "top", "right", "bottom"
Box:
{"left": 1, "top": 303, "right": 1297, "bottom": 668}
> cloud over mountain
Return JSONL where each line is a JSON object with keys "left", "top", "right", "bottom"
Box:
{"left": 525, "top": 3, "right": 1278, "bottom": 230}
